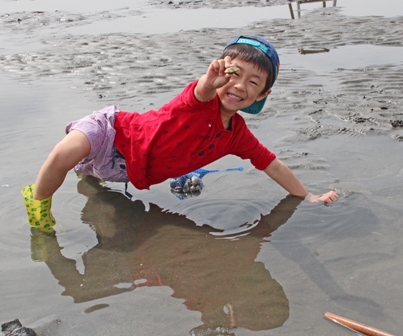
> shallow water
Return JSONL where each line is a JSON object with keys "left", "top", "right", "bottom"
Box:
{"left": 1, "top": 0, "right": 403, "bottom": 335}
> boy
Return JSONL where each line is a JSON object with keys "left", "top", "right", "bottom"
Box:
{"left": 22, "top": 36, "right": 338, "bottom": 232}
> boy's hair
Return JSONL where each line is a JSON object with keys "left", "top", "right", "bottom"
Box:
{"left": 220, "top": 44, "right": 274, "bottom": 95}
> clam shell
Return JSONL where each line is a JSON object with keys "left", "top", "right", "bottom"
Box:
{"left": 224, "top": 66, "right": 240, "bottom": 74}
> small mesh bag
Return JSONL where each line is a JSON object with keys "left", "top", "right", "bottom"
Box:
{"left": 169, "top": 166, "right": 243, "bottom": 200}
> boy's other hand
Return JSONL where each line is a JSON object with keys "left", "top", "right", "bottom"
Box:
{"left": 305, "top": 191, "right": 338, "bottom": 204}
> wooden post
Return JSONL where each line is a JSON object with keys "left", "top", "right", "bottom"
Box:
{"left": 288, "top": 2, "right": 295, "bottom": 19}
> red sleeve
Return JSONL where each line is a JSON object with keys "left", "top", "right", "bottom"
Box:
{"left": 231, "top": 116, "right": 276, "bottom": 170}
{"left": 179, "top": 80, "right": 218, "bottom": 110}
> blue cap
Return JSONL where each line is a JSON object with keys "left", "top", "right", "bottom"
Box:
{"left": 225, "top": 36, "right": 280, "bottom": 114}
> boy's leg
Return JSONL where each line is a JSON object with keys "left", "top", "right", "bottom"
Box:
{"left": 22, "top": 130, "right": 90, "bottom": 232}
{"left": 34, "top": 130, "right": 90, "bottom": 200}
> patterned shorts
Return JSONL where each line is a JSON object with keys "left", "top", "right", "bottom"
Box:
{"left": 66, "top": 105, "right": 129, "bottom": 183}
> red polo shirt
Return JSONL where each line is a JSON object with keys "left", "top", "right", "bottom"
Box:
{"left": 114, "top": 80, "right": 276, "bottom": 190}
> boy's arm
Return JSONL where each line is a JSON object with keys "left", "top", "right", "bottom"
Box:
{"left": 194, "top": 57, "right": 233, "bottom": 102}
{"left": 264, "top": 159, "right": 338, "bottom": 203}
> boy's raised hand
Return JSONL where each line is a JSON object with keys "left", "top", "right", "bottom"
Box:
{"left": 205, "top": 56, "right": 234, "bottom": 89}
{"left": 194, "top": 56, "right": 234, "bottom": 102}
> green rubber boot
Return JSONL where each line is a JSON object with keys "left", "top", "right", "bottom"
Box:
{"left": 21, "top": 184, "right": 56, "bottom": 233}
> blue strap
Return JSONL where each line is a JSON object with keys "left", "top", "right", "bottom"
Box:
{"left": 124, "top": 182, "right": 133, "bottom": 199}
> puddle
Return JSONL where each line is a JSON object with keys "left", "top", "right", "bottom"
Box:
{"left": 2, "top": 0, "right": 403, "bottom": 38}
{"left": 279, "top": 44, "right": 403, "bottom": 90}
{"left": 338, "top": 0, "right": 403, "bottom": 17}
{"left": 63, "top": 6, "right": 290, "bottom": 35}
{"left": 285, "top": 44, "right": 403, "bottom": 71}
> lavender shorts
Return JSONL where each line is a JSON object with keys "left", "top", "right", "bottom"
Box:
{"left": 66, "top": 105, "right": 129, "bottom": 183}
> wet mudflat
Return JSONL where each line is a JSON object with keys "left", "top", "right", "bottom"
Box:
{"left": 1, "top": 0, "right": 403, "bottom": 335}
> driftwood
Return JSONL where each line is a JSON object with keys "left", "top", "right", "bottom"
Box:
{"left": 324, "top": 312, "right": 396, "bottom": 336}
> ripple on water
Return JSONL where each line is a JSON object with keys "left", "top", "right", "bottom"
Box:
{"left": 0, "top": 199, "right": 40, "bottom": 267}
{"left": 171, "top": 198, "right": 277, "bottom": 236}
{"left": 268, "top": 196, "right": 380, "bottom": 246}
{"left": 48, "top": 190, "right": 96, "bottom": 245}
{"left": 167, "top": 192, "right": 375, "bottom": 246}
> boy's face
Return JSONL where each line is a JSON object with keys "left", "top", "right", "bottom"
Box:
{"left": 216, "top": 57, "right": 271, "bottom": 114}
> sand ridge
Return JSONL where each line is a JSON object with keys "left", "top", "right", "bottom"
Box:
{"left": 1, "top": 9, "right": 403, "bottom": 142}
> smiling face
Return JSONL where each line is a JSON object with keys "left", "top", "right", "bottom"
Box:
{"left": 217, "top": 58, "right": 271, "bottom": 115}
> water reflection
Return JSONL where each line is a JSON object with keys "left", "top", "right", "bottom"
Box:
{"left": 30, "top": 176, "right": 384, "bottom": 333}
{"left": 30, "top": 176, "right": 303, "bottom": 332}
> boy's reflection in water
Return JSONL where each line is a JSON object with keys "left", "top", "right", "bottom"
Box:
{"left": 31, "top": 176, "right": 304, "bottom": 332}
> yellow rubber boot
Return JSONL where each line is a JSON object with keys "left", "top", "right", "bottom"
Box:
{"left": 21, "top": 184, "right": 56, "bottom": 233}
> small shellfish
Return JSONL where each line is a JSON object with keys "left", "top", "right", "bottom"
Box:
{"left": 224, "top": 66, "right": 240, "bottom": 74}
{"left": 191, "top": 176, "right": 200, "bottom": 184}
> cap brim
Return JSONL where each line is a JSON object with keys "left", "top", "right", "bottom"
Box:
{"left": 240, "top": 96, "right": 267, "bottom": 115}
